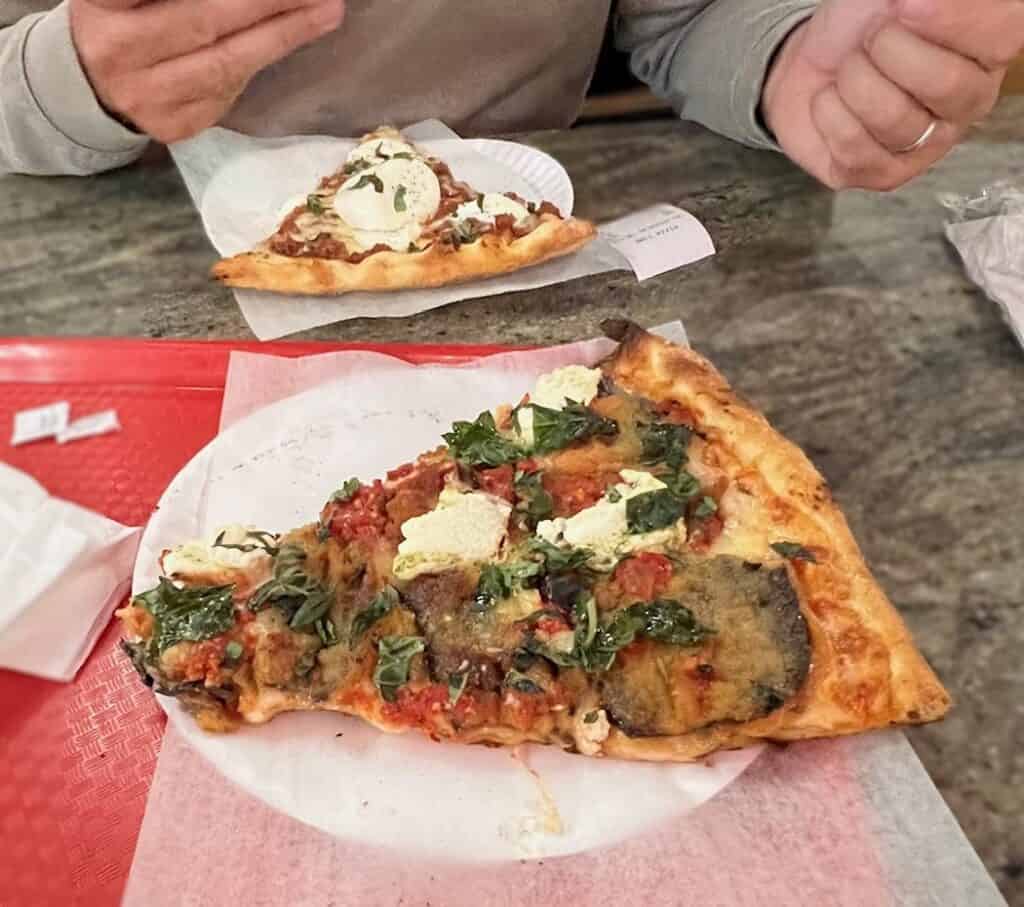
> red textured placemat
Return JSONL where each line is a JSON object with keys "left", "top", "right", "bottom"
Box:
{"left": 0, "top": 338, "right": 509, "bottom": 907}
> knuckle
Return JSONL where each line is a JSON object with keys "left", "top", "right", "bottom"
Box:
{"left": 928, "top": 63, "right": 966, "bottom": 107}
{"left": 181, "top": 11, "right": 219, "bottom": 51}
{"left": 105, "top": 80, "right": 143, "bottom": 118}
{"left": 206, "top": 46, "right": 242, "bottom": 93}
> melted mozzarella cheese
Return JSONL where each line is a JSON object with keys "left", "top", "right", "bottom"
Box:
{"left": 346, "top": 137, "right": 419, "bottom": 165}
{"left": 453, "top": 192, "right": 531, "bottom": 227}
{"left": 334, "top": 157, "right": 440, "bottom": 232}
{"left": 350, "top": 223, "right": 422, "bottom": 253}
{"left": 162, "top": 524, "right": 274, "bottom": 577}
{"left": 515, "top": 365, "right": 603, "bottom": 449}
{"left": 393, "top": 489, "right": 512, "bottom": 580}
{"left": 535, "top": 470, "right": 683, "bottom": 570}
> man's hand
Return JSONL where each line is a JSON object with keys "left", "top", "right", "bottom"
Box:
{"left": 70, "top": 0, "right": 345, "bottom": 144}
{"left": 762, "top": 0, "right": 1024, "bottom": 190}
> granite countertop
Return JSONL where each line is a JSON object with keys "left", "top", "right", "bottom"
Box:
{"left": 3, "top": 98, "right": 1023, "bottom": 902}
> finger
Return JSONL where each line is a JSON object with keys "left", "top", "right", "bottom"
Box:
{"left": 144, "top": 0, "right": 343, "bottom": 106}
{"left": 798, "top": 0, "right": 894, "bottom": 72}
{"left": 836, "top": 51, "right": 935, "bottom": 153}
{"left": 108, "top": 0, "right": 327, "bottom": 70}
{"left": 810, "top": 85, "right": 916, "bottom": 191}
{"left": 897, "top": 0, "right": 1024, "bottom": 71}
{"left": 868, "top": 22, "right": 1002, "bottom": 123}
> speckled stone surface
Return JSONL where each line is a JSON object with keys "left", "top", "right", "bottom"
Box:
{"left": 2, "top": 98, "right": 1023, "bottom": 903}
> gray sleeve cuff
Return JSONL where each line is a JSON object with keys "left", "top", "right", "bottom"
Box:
{"left": 617, "top": 0, "right": 817, "bottom": 150}
{"left": 24, "top": 1, "right": 147, "bottom": 154}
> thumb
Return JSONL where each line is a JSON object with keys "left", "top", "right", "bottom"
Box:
{"left": 799, "top": 0, "right": 896, "bottom": 72}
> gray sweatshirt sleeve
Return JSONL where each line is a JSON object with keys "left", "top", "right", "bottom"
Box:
{"left": 616, "top": 0, "right": 818, "bottom": 149}
{"left": 0, "top": 2, "right": 148, "bottom": 176}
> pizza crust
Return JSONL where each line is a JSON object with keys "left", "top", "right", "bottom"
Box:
{"left": 594, "top": 320, "right": 951, "bottom": 761}
{"left": 211, "top": 214, "right": 596, "bottom": 296}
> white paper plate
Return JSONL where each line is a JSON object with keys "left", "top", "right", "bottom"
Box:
{"left": 133, "top": 353, "right": 759, "bottom": 863}
{"left": 200, "top": 138, "right": 574, "bottom": 258}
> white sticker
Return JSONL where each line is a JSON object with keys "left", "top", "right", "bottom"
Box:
{"left": 10, "top": 401, "right": 70, "bottom": 446}
{"left": 600, "top": 204, "right": 715, "bottom": 281}
{"left": 56, "top": 410, "right": 121, "bottom": 444}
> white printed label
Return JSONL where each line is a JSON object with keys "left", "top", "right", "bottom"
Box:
{"left": 10, "top": 401, "right": 70, "bottom": 446}
{"left": 56, "top": 410, "right": 121, "bottom": 444}
{"left": 600, "top": 204, "right": 715, "bottom": 281}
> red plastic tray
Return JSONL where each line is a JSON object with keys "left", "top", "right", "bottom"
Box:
{"left": 0, "top": 337, "right": 512, "bottom": 907}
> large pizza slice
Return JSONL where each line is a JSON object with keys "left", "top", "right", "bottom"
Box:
{"left": 210, "top": 126, "right": 596, "bottom": 295}
{"left": 120, "top": 322, "right": 950, "bottom": 761}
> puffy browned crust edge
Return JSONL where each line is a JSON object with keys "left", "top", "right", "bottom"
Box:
{"left": 594, "top": 320, "right": 951, "bottom": 762}
{"left": 210, "top": 213, "right": 596, "bottom": 296}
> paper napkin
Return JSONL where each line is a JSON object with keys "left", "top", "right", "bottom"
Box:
{"left": 0, "top": 462, "right": 142, "bottom": 682}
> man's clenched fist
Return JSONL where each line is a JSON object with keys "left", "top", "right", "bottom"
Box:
{"left": 762, "top": 0, "right": 1023, "bottom": 191}
{"left": 70, "top": 0, "right": 345, "bottom": 144}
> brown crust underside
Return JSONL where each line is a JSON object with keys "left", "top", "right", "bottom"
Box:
{"left": 211, "top": 214, "right": 596, "bottom": 296}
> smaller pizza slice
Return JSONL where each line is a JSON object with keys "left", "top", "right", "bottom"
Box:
{"left": 211, "top": 126, "right": 596, "bottom": 296}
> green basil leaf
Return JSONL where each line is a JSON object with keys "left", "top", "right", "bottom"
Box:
{"left": 315, "top": 616, "right": 339, "bottom": 647}
{"left": 529, "top": 402, "right": 618, "bottom": 455}
{"left": 527, "top": 537, "right": 593, "bottom": 573}
{"left": 638, "top": 421, "right": 692, "bottom": 470}
{"left": 393, "top": 185, "right": 407, "bottom": 212}
{"left": 625, "top": 599, "right": 713, "bottom": 647}
{"left": 344, "top": 158, "right": 374, "bottom": 174}
{"left": 249, "top": 545, "right": 332, "bottom": 635}
{"left": 442, "top": 411, "right": 522, "bottom": 467}
{"left": 389, "top": 151, "right": 415, "bottom": 160}
{"left": 583, "top": 710, "right": 599, "bottom": 724}
{"left": 288, "top": 586, "right": 331, "bottom": 629}
{"left": 373, "top": 636, "right": 425, "bottom": 702}
{"left": 450, "top": 220, "right": 480, "bottom": 246}
{"left": 212, "top": 529, "right": 279, "bottom": 556}
{"left": 473, "top": 562, "right": 542, "bottom": 612}
{"left": 694, "top": 496, "right": 718, "bottom": 520}
{"left": 770, "top": 541, "right": 818, "bottom": 564}
{"left": 224, "top": 640, "right": 244, "bottom": 662}
{"left": 350, "top": 173, "right": 385, "bottom": 193}
{"left": 136, "top": 578, "right": 236, "bottom": 655}
{"left": 625, "top": 489, "right": 686, "bottom": 534}
{"left": 306, "top": 194, "right": 326, "bottom": 215}
{"left": 448, "top": 669, "right": 469, "bottom": 705}
{"left": 504, "top": 669, "right": 543, "bottom": 694}
{"left": 331, "top": 478, "right": 361, "bottom": 503}
{"left": 351, "top": 586, "right": 398, "bottom": 643}
{"left": 663, "top": 469, "right": 700, "bottom": 500}
{"left": 531, "top": 596, "right": 711, "bottom": 674}
{"left": 513, "top": 470, "right": 554, "bottom": 526}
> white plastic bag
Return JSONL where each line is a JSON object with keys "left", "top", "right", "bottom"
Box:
{"left": 941, "top": 183, "right": 1024, "bottom": 348}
